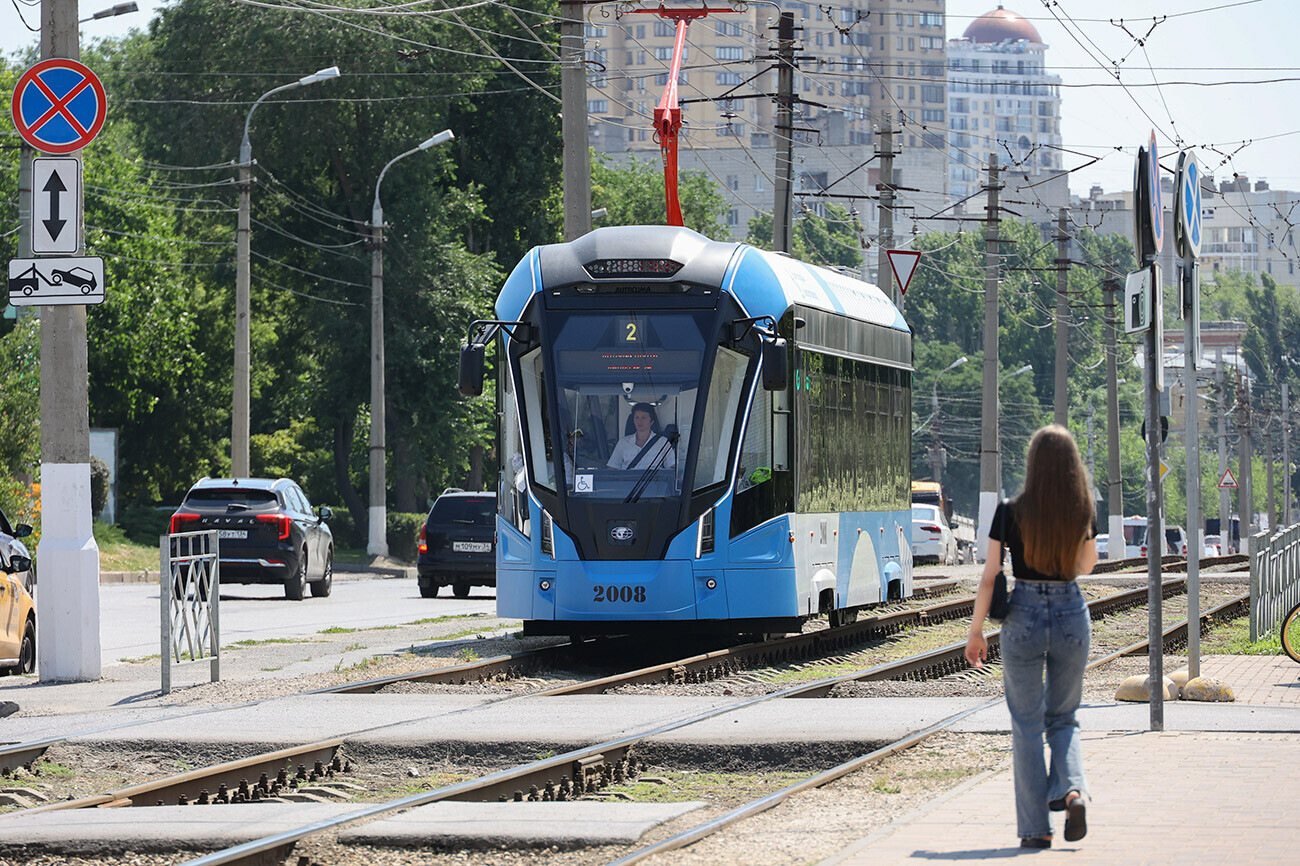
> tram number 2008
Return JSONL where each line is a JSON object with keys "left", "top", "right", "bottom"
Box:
{"left": 593, "top": 585, "right": 647, "bottom": 604}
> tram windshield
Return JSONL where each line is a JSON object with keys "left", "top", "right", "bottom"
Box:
{"left": 517, "top": 310, "right": 752, "bottom": 502}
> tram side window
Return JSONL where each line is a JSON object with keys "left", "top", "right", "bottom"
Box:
{"left": 519, "top": 347, "right": 555, "bottom": 491}
{"left": 694, "top": 346, "right": 749, "bottom": 490}
{"left": 796, "top": 351, "right": 911, "bottom": 513}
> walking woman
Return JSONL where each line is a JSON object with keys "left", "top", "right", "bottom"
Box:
{"left": 965, "top": 425, "right": 1099, "bottom": 849}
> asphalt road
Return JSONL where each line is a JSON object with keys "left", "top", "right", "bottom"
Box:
{"left": 98, "top": 573, "right": 498, "bottom": 666}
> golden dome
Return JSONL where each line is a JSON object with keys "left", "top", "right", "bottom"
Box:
{"left": 962, "top": 6, "right": 1044, "bottom": 45}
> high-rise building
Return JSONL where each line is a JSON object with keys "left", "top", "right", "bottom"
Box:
{"left": 583, "top": 2, "right": 950, "bottom": 253}
{"left": 946, "top": 5, "right": 1062, "bottom": 199}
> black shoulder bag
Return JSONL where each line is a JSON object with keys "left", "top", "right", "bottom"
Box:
{"left": 988, "top": 500, "right": 1011, "bottom": 622}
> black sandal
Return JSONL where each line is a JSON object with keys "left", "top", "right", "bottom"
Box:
{"left": 1063, "top": 793, "right": 1087, "bottom": 842}
{"left": 1020, "top": 837, "right": 1052, "bottom": 849}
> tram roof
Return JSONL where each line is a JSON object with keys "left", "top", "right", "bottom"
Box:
{"left": 496, "top": 226, "right": 909, "bottom": 335}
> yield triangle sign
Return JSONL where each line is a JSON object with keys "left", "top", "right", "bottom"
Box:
{"left": 1218, "top": 468, "right": 1238, "bottom": 489}
{"left": 886, "top": 249, "right": 922, "bottom": 295}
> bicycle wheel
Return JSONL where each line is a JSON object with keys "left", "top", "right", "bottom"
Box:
{"left": 1281, "top": 603, "right": 1300, "bottom": 663}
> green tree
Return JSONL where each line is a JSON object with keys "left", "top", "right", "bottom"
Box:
{"left": 743, "top": 204, "right": 863, "bottom": 269}
{"left": 591, "top": 154, "right": 729, "bottom": 237}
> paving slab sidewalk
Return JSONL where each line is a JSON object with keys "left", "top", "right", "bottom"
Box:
{"left": 824, "top": 730, "right": 1300, "bottom": 864}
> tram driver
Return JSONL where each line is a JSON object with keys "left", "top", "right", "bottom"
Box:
{"left": 606, "top": 403, "right": 676, "bottom": 471}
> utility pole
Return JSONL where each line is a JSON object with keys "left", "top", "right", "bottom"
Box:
{"left": 1053, "top": 208, "right": 1069, "bottom": 426}
{"left": 1285, "top": 383, "right": 1292, "bottom": 527}
{"left": 1217, "top": 349, "right": 1231, "bottom": 551}
{"left": 1240, "top": 374, "right": 1254, "bottom": 551}
{"left": 876, "top": 115, "right": 896, "bottom": 305}
{"left": 1266, "top": 420, "right": 1275, "bottom": 533}
{"left": 234, "top": 136, "right": 252, "bottom": 478}
{"left": 772, "top": 12, "right": 795, "bottom": 254}
{"left": 1105, "top": 277, "right": 1124, "bottom": 547}
{"left": 977, "top": 153, "right": 1001, "bottom": 561}
{"left": 18, "top": 144, "right": 32, "bottom": 259}
{"left": 560, "top": 0, "right": 592, "bottom": 241}
{"left": 1181, "top": 257, "right": 1202, "bottom": 679}
{"left": 37, "top": 0, "right": 102, "bottom": 681}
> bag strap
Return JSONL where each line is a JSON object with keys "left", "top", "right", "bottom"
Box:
{"left": 629, "top": 433, "right": 663, "bottom": 469}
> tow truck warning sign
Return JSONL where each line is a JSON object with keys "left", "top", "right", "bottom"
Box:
{"left": 6, "top": 256, "right": 105, "bottom": 306}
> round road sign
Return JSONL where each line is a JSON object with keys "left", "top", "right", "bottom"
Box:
{"left": 1175, "top": 151, "right": 1203, "bottom": 259}
{"left": 1147, "top": 129, "right": 1164, "bottom": 255}
{"left": 11, "top": 58, "right": 107, "bottom": 155}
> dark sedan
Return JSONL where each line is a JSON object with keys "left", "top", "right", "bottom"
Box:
{"left": 417, "top": 490, "right": 496, "bottom": 598}
{"left": 170, "top": 477, "right": 333, "bottom": 600}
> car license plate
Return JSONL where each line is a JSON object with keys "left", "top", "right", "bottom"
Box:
{"left": 453, "top": 541, "right": 491, "bottom": 553}
{"left": 217, "top": 530, "right": 247, "bottom": 540}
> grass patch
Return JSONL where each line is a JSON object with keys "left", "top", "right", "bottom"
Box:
{"left": 318, "top": 627, "right": 357, "bottom": 635}
{"left": 363, "top": 772, "right": 476, "bottom": 800}
{"left": 33, "top": 760, "right": 75, "bottom": 779}
{"left": 604, "top": 770, "right": 807, "bottom": 804}
{"left": 872, "top": 777, "right": 902, "bottom": 794}
{"left": 95, "top": 521, "right": 160, "bottom": 573}
{"left": 120, "top": 654, "right": 161, "bottom": 664}
{"left": 229, "top": 637, "right": 315, "bottom": 649}
{"left": 455, "top": 647, "right": 480, "bottom": 662}
{"left": 403, "top": 614, "right": 484, "bottom": 627}
{"left": 343, "top": 643, "right": 365, "bottom": 653}
{"left": 1201, "top": 616, "right": 1284, "bottom": 655}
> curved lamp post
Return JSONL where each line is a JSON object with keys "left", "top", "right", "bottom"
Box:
{"left": 926, "top": 356, "right": 967, "bottom": 482}
{"left": 367, "top": 130, "right": 455, "bottom": 557}
{"left": 232, "top": 66, "right": 341, "bottom": 477}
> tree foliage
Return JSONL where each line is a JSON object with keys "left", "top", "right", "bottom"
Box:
{"left": 591, "top": 154, "right": 729, "bottom": 237}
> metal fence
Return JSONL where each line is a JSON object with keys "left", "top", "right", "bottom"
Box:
{"left": 160, "top": 530, "right": 221, "bottom": 694}
{"left": 1249, "top": 523, "right": 1300, "bottom": 641}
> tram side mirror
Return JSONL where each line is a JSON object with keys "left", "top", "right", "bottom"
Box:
{"left": 459, "top": 343, "right": 486, "bottom": 397}
{"left": 761, "top": 336, "right": 788, "bottom": 391}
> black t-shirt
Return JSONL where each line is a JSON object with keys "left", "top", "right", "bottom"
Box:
{"left": 989, "top": 499, "right": 1097, "bottom": 582}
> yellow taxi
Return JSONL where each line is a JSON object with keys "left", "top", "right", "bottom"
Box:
{"left": 0, "top": 510, "right": 36, "bottom": 676}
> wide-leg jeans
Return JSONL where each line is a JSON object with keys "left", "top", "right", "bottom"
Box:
{"left": 1000, "top": 578, "right": 1091, "bottom": 840}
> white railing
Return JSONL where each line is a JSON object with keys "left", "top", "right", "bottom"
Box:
{"left": 160, "top": 530, "right": 220, "bottom": 694}
{"left": 1249, "top": 523, "right": 1300, "bottom": 641}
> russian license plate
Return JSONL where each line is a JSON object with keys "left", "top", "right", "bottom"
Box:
{"left": 453, "top": 541, "right": 491, "bottom": 553}
{"left": 217, "top": 529, "right": 247, "bottom": 540}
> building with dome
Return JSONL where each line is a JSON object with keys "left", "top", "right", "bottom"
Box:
{"left": 946, "top": 5, "right": 1063, "bottom": 199}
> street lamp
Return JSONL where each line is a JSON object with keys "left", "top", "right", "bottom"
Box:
{"left": 997, "top": 364, "right": 1033, "bottom": 495}
{"left": 366, "top": 130, "right": 455, "bottom": 557}
{"left": 927, "top": 356, "right": 968, "bottom": 482}
{"left": 232, "top": 66, "right": 341, "bottom": 477}
{"left": 80, "top": 1, "right": 137, "bottom": 21}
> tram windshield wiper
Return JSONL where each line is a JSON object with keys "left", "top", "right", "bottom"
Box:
{"left": 624, "top": 432, "right": 678, "bottom": 504}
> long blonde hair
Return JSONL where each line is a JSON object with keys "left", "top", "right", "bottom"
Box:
{"left": 1014, "top": 425, "right": 1094, "bottom": 578}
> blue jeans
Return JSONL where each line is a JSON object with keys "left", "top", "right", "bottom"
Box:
{"left": 1000, "top": 579, "right": 1091, "bottom": 839}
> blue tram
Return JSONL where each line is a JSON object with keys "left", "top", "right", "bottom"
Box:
{"left": 459, "top": 225, "right": 913, "bottom": 635}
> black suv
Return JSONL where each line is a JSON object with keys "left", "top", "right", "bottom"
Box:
{"left": 417, "top": 490, "right": 496, "bottom": 598}
{"left": 170, "top": 478, "right": 334, "bottom": 601}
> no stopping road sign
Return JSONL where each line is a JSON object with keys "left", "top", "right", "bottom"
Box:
{"left": 11, "top": 58, "right": 107, "bottom": 154}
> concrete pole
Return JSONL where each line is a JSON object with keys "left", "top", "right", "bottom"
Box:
{"left": 560, "top": 0, "right": 591, "bottom": 241}
{"left": 772, "top": 13, "right": 795, "bottom": 254}
{"left": 233, "top": 148, "right": 251, "bottom": 478}
{"left": 1143, "top": 260, "right": 1164, "bottom": 731}
{"left": 1240, "top": 375, "right": 1254, "bottom": 551}
{"left": 977, "top": 153, "right": 1001, "bottom": 562}
{"left": 1053, "top": 208, "right": 1069, "bottom": 426}
{"left": 368, "top": 212, "right": 388, "bottom": 558}
{"left": 18, "top": 144, "right": 32, "bottom": 258}
{"left": 1285, "top": 384, "right": 1292, "bottom": 527}
{"left": 1183, "top": 258, "right": 1202, "bottom": 679}
{"left": 1267, "top": 423, "right": 1276, "bottom": 534}
{"left": 36, "top": 0, "right": 101, "bottom": 682}
{"left": 1217, "top": 349, "right": 1231, "bottom": 551}
{"left": 876, "top": 116, "right": 896, "bottom": 305}
{"left": 1105, "top": 278, "right": 1124, "bottom": 548}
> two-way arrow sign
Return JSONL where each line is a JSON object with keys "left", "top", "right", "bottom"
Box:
{"left": 32, "top": 157, "right": 81, "bottom": 255}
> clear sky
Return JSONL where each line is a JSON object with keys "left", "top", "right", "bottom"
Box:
{"left": 3, "top": 0, "right": 1295, "bottom": 196}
